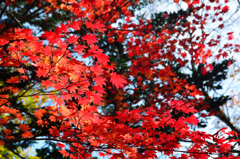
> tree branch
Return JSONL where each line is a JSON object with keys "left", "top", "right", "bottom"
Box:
{"left": 215, "top": 109, "right": 240, "bottom": 134}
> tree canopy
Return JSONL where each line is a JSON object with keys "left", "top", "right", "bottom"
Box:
{"left": 1, "top": 0, "right": 240, "bottom": 158}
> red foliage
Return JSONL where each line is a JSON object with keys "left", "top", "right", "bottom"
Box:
{"left": 0, "top": 0, "right": 240, "bottom": 158}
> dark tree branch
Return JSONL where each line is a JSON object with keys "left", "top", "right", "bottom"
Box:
{"left": 0, "top": 3, "right": 48, "bottom": 35}
{"left": 215, "top": 110, "right": 240, "bottom": 134}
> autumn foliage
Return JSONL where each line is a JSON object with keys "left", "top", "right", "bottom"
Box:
{"left": 1, "top": 0, "right": 240, "bottom": 158}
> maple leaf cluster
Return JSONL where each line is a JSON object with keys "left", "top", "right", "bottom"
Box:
{"left": 0, "top": 0, "right": 240, "bottom": 158}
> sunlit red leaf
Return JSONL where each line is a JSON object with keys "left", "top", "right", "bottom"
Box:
{"left": 82, "top": 33, "right": 98, "bottom": 44}
{"left": 110, "top": 72, "right": 127, "bottom": 90}
{"left": 6, "top": 76, "right": 20, "bottom": 84}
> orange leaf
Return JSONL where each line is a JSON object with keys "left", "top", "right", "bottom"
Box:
{"left": 22, "top": 131, "right": 33, "bottom": 138}
{"left": 4, "top": 129, "right": 12, "bottom": 135}
{"left": 19, "top": 124, "right": 31, "bottom": 131}
{"left": 33, "top": 109, "right": 47, "bottom": 119}
{"left": 6, "top": 76, "right": 20, "bottom": 84}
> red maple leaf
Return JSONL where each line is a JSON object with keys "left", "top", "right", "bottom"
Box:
{"left": 110, "top": 72, "right": 128, "bottom": 90}
{"left": 68, "top": 35, "right": 78, "bottom": 44}
{"left": 93, "top": 85, "right": 105, "bottom": 93}
{"left": 36, "top": 68, "right": 47, "bottom": 77}
{"left": 91, "top": 64, "right": 103, "bottom": 76}
{"left": 19, "top": 124, "right": 31, "bottom": 131}
{"left": 59, "top": 149, "right": 69, "bottom": 158}
{"left": 94, "top": 76, "right": 106, "bottom": 86}
{"left": 56, "top": 143, "right": 66, "bottom": 148}
{"left": 219, "top": 24, "right": 224, "bottom": 29}
{"left": 185, "top": 116, "right": 199, "bottom": 125}
{"left": 206, "top": 64, "right": 213, "bottom": 72}
{"left": 91, "top": 92, "right": 103, "bottom": 105}
{"left": 41, "top": 80, "right": 52, "bottom": 89}
{"left": 33, "top": 109, "right": 47, "bottom": 119}
{"left": 99, "top": 152, "right": 106, "bottom": 157}
{"left": 21, "top": 131, "right": 33, "bottom": 138}
{"left": 82, "top": 33, "right": 98, "bottom": 44}
{"left": 96, "top": 52, "right": 109, "bottom": 64}
{"left": 86, "top": 20, "right": 106, "bottom": 33}
{"left": 206, "top": 6, "right": 211, "bottom": 11}
{"left": 78, "top": 97, "right": 89, "bottom": 105}
{"left": 222, "top": 5, "right": 229, "bottom": 13}
{"left": 6, "top": 76, "right": 20, "bottom": 84}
